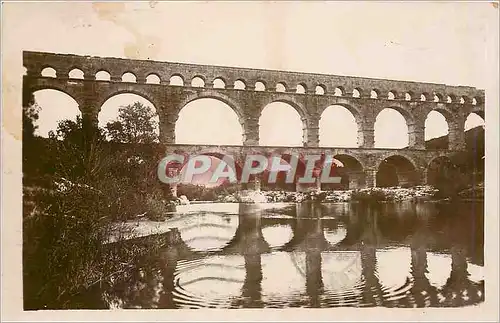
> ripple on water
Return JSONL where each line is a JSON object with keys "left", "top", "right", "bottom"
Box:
{"left": 104, "top": 202, "right": 484, "bottom": 309}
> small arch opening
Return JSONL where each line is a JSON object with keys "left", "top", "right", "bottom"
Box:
{"left": 276, "top": 83, "right": 286, "bottom": 92}
{"left": 255, "top": 81, "right": 266, "bottom": 91}
{"left": 213, "top": 78, "right": 226, "bottom": 89}
{"left": 472, "top": 98, "right": 477, "bottom": 105}
{"left": 405, "top": 92, "right": 412, "bottom": 101}
{"left": 460, "top": 96, "right": 465, "bottom": 104}
{"left": 68, "top": 68, "right": 84, "bottom": 79}
{"left": 334, "top": 87, "right": 343, "bottom": 96}
{"left": 352, "top": 89, "right": 360, "bottom": 98}
{"left": 446, "top": 95, "right": 453, "bottom": 103}
{"left": 170, "top": 75, "right": 184, "bottom": 86}
{"left": 420, "top": 94, "right": 427, "bottom": 101}
{"left": 315, "top": 85, "right": 325, "bottom": 95}
{"left": 296, "top": 84, "right": 306, "bottom": 94}
{"left": 146, "top": 74, "right": 161, "bottom": 84}
{"left": 388, "top": 91, "right": 396, "bottom": 100}
{"left": 234, "top": 80, "right": 246, "bottom": 90}
{"left": 95, "top": 70, "right": 111, "bottom": 81}
{"left": 433, "top": 94, "right": 441, "bottom": 102}
{"left": 370, "top": 90, "right": 379, "bottom": 99}
{"left": 191, "top": 76, "right": 205, "bottom": 87}
{"left": 122, "top": 72, "right": 137, "bottom": 83}
{"left": 41, "top": 67, "right": 56, "bottom": 78}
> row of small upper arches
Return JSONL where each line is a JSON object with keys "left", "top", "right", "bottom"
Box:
{"left": 38, "top": 66, "right": 482, "bottom": 105}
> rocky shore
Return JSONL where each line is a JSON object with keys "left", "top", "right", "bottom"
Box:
{"left": 209, "top": 185, "right": 442, "bottom": 204}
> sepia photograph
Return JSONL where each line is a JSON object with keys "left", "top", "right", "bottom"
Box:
{"left": 1, "top": 1, "right": 499, "bottom": 321}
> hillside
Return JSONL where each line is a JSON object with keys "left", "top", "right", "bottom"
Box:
{"left": 425, "top": 125, "right": 484, "bottom": 153}
{"left": 425, "top": 125, "right": 485, "bottom": 174}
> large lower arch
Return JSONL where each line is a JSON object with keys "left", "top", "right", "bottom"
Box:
{"left": 322, "top": 154, "right": 364, "bottom": 190}
{"left": 259, "top": 102, "right": 304, "bottom": 147}
{"left": 176, "top": 152, "right": 244, "bottom": 190}
{"left": 319, "top": 105, "right": 359, "bottom": 148}
{"left": 98, "top": 93, "right": 160, "bottom": 142}
{"left": 261, "top": 153, "right": 308, "bottom": 192}
{"left": 426, "top": 156, "right": 457, "bottom": 187}
{"left": 376, "top": 155, "right": 418, "bottom": 188}
{"left": 374, "top": 108, "right": 412, "bottom": 149}
{"left": 425, "top": 155, "right": 476, "bottom": 197}
{"left": 175, "top": 98, "right": 243, "bottom": 145}
{"left": 30, "top": 89, "right": 81, "bottom": 138}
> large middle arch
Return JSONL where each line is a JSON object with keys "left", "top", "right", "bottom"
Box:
{"left": 259, "top": 101, "right": 304, "bottom": 147}
{"left": 374, "top": 106, "right": 415, "bottom": 148}
{"left": 30, "top": 88, "right": 82, "bottom": 138}
{"left": 96, "top": 88, "right": 158, "bottom": 111}
{"left": 424, "top": 107, "right": 454, "bottom": 149}
{"left": 319, "top": 104, "right": 361, "bottom": 148}
{"left": 259, "top": 96, "right": 308, "bottom": 120}
{"left": 98, "top": 93, "right": 160, "bottom": 142}
{"left": 175, "top": 98, "right": 243, "bottom": 145}
{"left": 178, "top": 90, "right": 245, "bottom": 122}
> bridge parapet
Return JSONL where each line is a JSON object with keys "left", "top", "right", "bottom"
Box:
{"left": 23, "top": 51, "right": 485, "bottom": 105}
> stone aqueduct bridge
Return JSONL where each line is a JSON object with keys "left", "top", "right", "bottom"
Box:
{"left": 23, "top": 51, "right": 485, "bottom": 188}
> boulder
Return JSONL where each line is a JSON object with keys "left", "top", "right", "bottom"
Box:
{"left": 178, "top": 195, "right": 190, "bottom": 205}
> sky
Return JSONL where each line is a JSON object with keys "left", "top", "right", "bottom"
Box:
{"left": 4, "top": 1, "right": 491, "bottom": 146}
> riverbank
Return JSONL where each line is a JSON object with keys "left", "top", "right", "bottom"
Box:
{"left": 174, "top": 183, "right": 486, "bottom": 205}
{"left": 173, "top": 185, "right": 441, "bottom": 204}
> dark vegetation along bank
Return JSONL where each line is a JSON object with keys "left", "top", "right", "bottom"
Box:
{"left": 22, "top": 96, "right": 484, "bottom": 309}
{"left": 23, "top": 98, "right": 176, "bottom": 309}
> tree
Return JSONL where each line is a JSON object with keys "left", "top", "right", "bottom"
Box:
{"left": 22, "top": 91, "right": 40, "bottom": 140}
{"left": 105, "top": 102, "right": 159, "bottom": 144}
{"left": 48, "top": 116, "right": 108, "bottom": 183}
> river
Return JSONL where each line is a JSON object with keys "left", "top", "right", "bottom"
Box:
{"left": 102, "top": 201, "right": 484, "bottom": 309}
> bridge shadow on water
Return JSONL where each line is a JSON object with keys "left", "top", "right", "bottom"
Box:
{"left": 102, "top": 201, "right": 484, "bottom": 309}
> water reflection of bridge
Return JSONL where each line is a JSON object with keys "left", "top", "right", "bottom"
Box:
{"left": 107, "top": 202, "right": 484, "bottom": 308}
